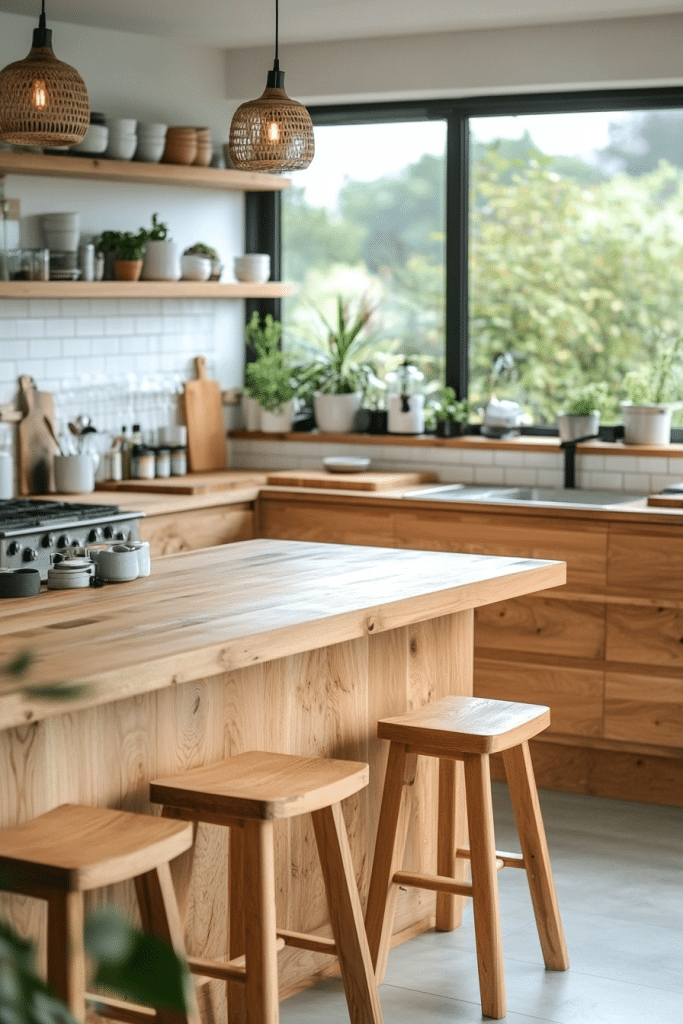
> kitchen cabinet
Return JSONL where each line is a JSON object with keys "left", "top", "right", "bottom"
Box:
{"left": 139, "top": 501, "right": 254, "bottom": 554}
{"left": 0, "top": 150, "right": 292, "bottom": 299}
{"left": 255, "top": 489, "right": 683, "bottom": 807}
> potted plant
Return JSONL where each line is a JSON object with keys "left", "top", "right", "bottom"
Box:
{"left": 184, "top": 241, "right": 223, "bottom": 280}
{"left": 557, "top": 381, "right": 609, "bottom": 442}
{"left": 96, "top": 229, "right": 124, "bottom": 280}
{"left": 297, "top": 294, "right": 376, "bottom": 433}
{"left": 432, "top": 387, "right": 470, "bottom": 437}
{"left": 621, "top": 334, "right": 683, "bottom": 444}
{"left": 113, "top": 230, "right": 147, "bottom": 281}
{"left": 140, "top": 213, "right": 180, "bottom": 281}
{"left": 243, "top": 312, "right": 299, "bottom": 432}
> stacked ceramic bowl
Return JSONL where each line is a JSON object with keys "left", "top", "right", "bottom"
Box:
{"left": 162, "top": 126, "right": 198, "bottom": 166}
{"left": 135, "top": 122, "right": 168, "bottom": 163}
{"left": 234, "top": 253, "right": 271, "bottom": 283}
{"left": 105, "top": 118, "right": 138, "bottom": 161}
{"left": 42, "top": 212, "right": 80, "bottom": 253}
{"left": 71, "top": 112, "right": 108, "bottom": 155}
{"left": 193, "top": 127, "right": 213, "bottom": 167}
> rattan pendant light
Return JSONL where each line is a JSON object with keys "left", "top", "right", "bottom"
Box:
{"left": 0, "top": 0, "right": 89, "bottom": 146}
{"left": 228, "top": 0, "right": 314, "bottom": 173}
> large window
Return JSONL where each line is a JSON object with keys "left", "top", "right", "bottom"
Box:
{"left": 279, "top": 90, "right": 683, "bottom": 426}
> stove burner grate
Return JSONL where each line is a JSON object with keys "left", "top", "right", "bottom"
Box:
{"left": 0, "top": 499, "right": 126, "bottom": 535}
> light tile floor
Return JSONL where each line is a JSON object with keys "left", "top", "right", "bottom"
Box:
{"left": 280, "top": 784, "right": 683, "bottom": 1023}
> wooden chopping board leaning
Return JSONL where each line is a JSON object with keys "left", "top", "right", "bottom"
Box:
{"left": 17, "top": 375, "right": 59, "bottom": 494}
{"left": 183, "top": 355, "right": 228, "bottom": 472}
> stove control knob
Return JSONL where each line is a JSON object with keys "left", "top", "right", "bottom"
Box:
{"left": 87, "top": 528, "right": 101, "bottom": 542}
{"left": 6, "top": 541, "right": 20, "bottom": 556}
{"left": 22, "top": 548, "right": 37, "bottom": 563}
{"left": 41, "top": 532, "right": 55, "bottom": 548}
{"left": 103, "top": 526, "right": 115, "bottom": 539}
{"left": 57, "top": 535, "right": 71, "bottom": 549}
{"left": 113, "top": 529, "right": 128, "bottom": 541}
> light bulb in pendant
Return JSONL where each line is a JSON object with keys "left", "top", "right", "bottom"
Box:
{"left": 31, "top": 78, "right": 48, "bottom": 109}
{"left": 267, "top": 120, "right": 280, "bottom": 143}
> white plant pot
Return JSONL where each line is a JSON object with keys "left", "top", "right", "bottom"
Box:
{"left": 313, "top": 392, "right": 362, "bottom": 433}
{"left": 141, "top": 240, "right": 181, "bottom": 281}
{"left": 242, "top": 394, "right": 261, "bottom": 431}
{"left": 621, "top": 403, "right": 672, "bottom": 445}
{"left": 260, "top": 401, "right": 292, "bottom": 433}
{"left": 557, "top": 412, "right": 600, "bottom": 443}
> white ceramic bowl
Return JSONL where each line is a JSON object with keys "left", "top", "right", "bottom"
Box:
{"left": 106, "top": 117, "right": 137, "bottom": 133}
{"left": 106, "top": 135, "right": 137, "bottom": 161}
{"left": 234, "top": 254, "right": 271, "bottom": 282}
{"left": 181, "top": 254, "right": 211, "bottom": 281}
{"left": 135, "top": 138, "right": 166, "bottom": 162}
{"left": 42, "top": 212, "right": 79, "bottom": 227}
{"left": 71, "top": 124, "right": 108, "bottom": 154}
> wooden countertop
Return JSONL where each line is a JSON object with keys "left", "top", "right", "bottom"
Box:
{"left": 0, "top": 539, "right": 564, "bottom": 731}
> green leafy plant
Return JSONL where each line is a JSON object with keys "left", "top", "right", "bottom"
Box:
{"left": 623, "top": 333, "right": 683, "bottom": 406}
{"left": 114, "top": 231, "right": 147, "bottom": 262}
{"left": 244, "top": 312, "right": 300, "bottom": 412}
{"left": 144, "top": 213, "right": 170, "bottom": 242}
{"left": 563, "top": 381, "right": 610, "bottom": 417}
{"left": 95, "top": 231, "right": 123, "bottom": 255}
{"left": 432, "top": 386, "right": 470, "bottom": 423}
{"left": 183, "top": 242, "right": 219, "bottom": 260}
{"left": 296, "top": 294, "right": 377, "bottom": 396}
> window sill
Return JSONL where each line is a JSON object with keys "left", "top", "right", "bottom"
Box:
{"left": 229, "top": 430, "right": 683, "bottom": 458}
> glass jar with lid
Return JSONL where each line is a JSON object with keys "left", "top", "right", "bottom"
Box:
{"left": 386, "top": 359, "right": 425, "bottom": 435}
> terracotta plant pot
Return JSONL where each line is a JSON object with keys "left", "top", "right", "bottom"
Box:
{"left": 114, "top": 258, "right": 143, "bottom": 282}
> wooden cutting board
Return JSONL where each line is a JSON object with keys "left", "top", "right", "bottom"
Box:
{"left": 647, "top": 493, "right": 683, "bottom": 507}
{"left": 96, "top": 470, "right": 266, "bottom": 494}
{"left": 183, "top": 355, "right": 228, "bottom": 472}
{"left": 265, "top": 470, "right": 438, "bottom": 491}
{"left": 17, "top": 375, "right": 59, "bottom": 494}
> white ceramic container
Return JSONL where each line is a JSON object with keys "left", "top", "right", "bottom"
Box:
{"left": 181, "top": 253, "right": 211, "bottom": 281}
{"left": 621, "top": 403, "right": 672, "bottom": 445}
{"left": 260, "top": 401, "right": 293, "bottom": 433}
{"left": 141, "top": 240, "right": 181, "bottom": 281}
{"left": 54, "top": 454, "right": 96, "bottom": 493}
{"left": 234, "top": 254, "right": 270, "bottom": 282}
{"left": 313, "top": 392, "right": 362, "bottom": 433}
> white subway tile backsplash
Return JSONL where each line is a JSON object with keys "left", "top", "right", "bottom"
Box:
{"left": 28, "top": 299, "right": 60, "bottom": 318}
{"left": 623, "top": 473, "right": 653, "bottom": 493}
{"left": 14, "top": 319, "right": 45, "bottom": 338}
{"left": 29, "top": 338, "right": 61, "bottom": 359}
{"left": 0, "top": 319, "right": 18, "bottom": 340}
{"left": 474, "top": 465, "right": 506, "bottom": 484}
{"left": 0, "top": 300, "right": 29, "bottom": 319}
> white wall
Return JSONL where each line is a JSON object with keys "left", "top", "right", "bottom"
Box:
{"left": 223, "top": 12, "right": 683, "bottom": 103}
{"left": 0, "top": 11, "right": 246, "bottom": 450}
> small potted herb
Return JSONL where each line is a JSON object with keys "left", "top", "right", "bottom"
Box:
{"left": 243, "top": 312, "right": 300, "bottom": 432}
{"left": 113, "top": 231, "right": 147, "bottom": 281}
{"left": 621, "top": 333, "right": 683, "bottom": 444}
{"left": 140, "top": 212, "right": 180, "bottom": 281}
{"left": 183, "top": 242, "right": 223, "bottom": 280}
{"left": 432, "top": 387, "right": 470, "bottom": 437}
{"left": 557, "top": 381, "right": 609, "bottom": 443}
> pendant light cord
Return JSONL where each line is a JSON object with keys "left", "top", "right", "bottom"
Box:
{"left": 273, "top": 0, "right": 280, "bottom": 72}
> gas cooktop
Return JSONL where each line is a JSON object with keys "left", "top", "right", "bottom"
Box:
{"left": 0, "top": 498, "right": 135, "bottom": 536}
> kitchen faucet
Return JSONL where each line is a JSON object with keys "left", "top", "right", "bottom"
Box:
{"left": 560, "top": 433, "right": 600, "bottom": 488}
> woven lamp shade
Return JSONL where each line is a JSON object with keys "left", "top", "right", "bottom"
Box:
{"left": 229, "top": 76, "right": 314, "bottom": 173}
{"left": 0, "top": 43, "right": 89, "bottom": 146}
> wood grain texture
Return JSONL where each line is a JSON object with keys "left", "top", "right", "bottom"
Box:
{"left": 606, "top": 604, "right": 683, "bottom": 666}
{"left": 607, "top": 527, "right": 683, "bottom": 595}
{"left": 183, "top": 357, "right": 228, "bottom": 473}
{"left": 475, "top": 596, "right": 605, "bottom": 660}
{"left": 257, "top": 497, "right": 396, "bottom": 548}
{"left": 604, "top": 671, "right": 683, "bottom": 747}
{"left": 265, "top": 470, "right": 437, "bottom": 491}
{"left": 139, "top": 505, "right": 254, "bottom": 556}
{"left": 0, "top": 540, "right": 564, "bottom": 731}
{"left": 17, "top": 376, "right": 59, "bottom": 495}
{"left": 97, "top": 472, "right": 265, "bottom": 495}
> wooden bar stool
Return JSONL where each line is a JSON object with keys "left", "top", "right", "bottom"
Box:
{"left": 0, "top": 802, "right": 199, "bottom": 1024}
{"left": 150, "top": 750, "right": 384, "bottom": 1024}
{"left": 365, "top": 695, "right": 569, "bottom": 1020}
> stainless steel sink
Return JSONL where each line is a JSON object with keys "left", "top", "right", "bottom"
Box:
{"left": 402, "top": 485, "right": 646, "bottom": 508}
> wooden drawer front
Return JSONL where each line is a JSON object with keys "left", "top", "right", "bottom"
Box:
{"left": 257, "top": 498, "right": 395, "bottom": 547}
{"left": 395, "top": 510, "right": 606, "bottom": 590}
{"left": 474, "top": 656, "right": 603, "bottom": 737}
{"left": 606, "top": 605, "right": 683, "bottom": 667}
{"left": 607, "top": 531, "right": 683, "bottom": 595}
{"left": 605, "top": 672, "right": 683, "bottom": 748}
{"left": 475, "top": 596, "right": 605, "bottom": 660}
{"left": 140, "top": 504, "right": 253, "bottom": 556}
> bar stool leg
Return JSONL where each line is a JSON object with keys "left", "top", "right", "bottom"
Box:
{"left": 47, "top": 889, "right": 86, "bottom": 1020}
{"left": 501, "top": 742, "right": 569, "bottom": 971}
{"left": 242, "top": 818, "right": 279, "bottom": 1024}
{"left": 134, "top": 863, "right": 201, "bottom": 1024}
{"left": 436, "top": 757, "right": 468, "bottom": 931}
{"left": 365, "top": 745, "right": 418, "bottom": 983}
{"left": 311, "top": 802, "right": 384, "bottom": 1024}
{"left": 463, "top": 753, "right": 506, "bottom": 1020}
{"left": 228, "top": 824, "right": 247, "bottom": 1024}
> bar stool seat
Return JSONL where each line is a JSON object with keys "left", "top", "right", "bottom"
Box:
{"left": 150, "top": 749, "right": 384, "bottom": 1024}
{"left": 0, "top": 803, "right": 198, "bottom": 1024}
{"left": 365, "top": 695, "right": 569, "bottom": 1020}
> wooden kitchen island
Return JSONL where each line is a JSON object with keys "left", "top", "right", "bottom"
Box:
{"left": 0, "top": 539, "right": 564, "bottom": 1018}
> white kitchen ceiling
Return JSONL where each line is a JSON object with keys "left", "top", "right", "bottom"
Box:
{"left": 0, "top": 0, "right": 681, "bottom": 48}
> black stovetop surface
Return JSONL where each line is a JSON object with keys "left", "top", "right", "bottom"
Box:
{"left": 0, "top": 498, "right": 131, "bottom": 535}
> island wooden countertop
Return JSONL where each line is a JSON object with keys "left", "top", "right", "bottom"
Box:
{"left": 0, "top": 539, "right": 564, "bottom": 731}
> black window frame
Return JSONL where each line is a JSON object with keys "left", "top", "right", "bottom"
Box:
{"left": 249, "top": 84, "right": 683, "bottom": 402}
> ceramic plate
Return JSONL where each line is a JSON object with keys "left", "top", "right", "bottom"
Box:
{"left": 323, "top": 457, "right": 371, "bottom": 473}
